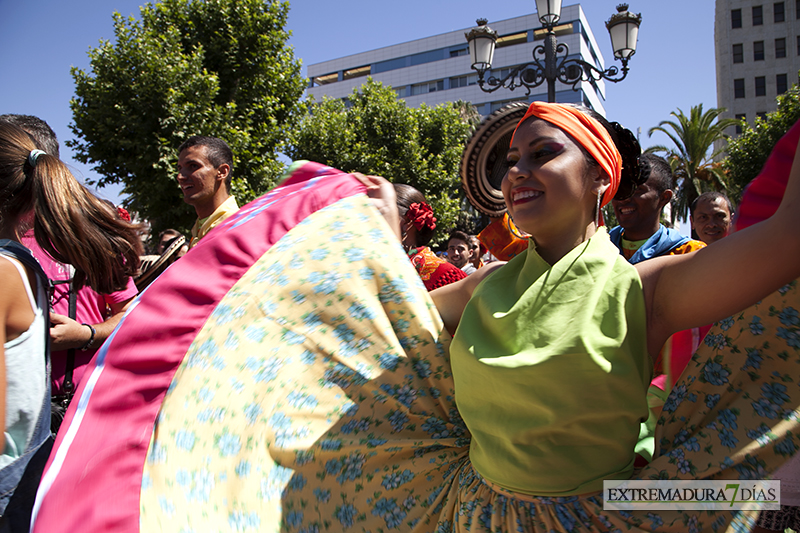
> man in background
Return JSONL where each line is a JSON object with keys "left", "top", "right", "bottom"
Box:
{"left": 610, "top": 154, "right": 705, "bottom": 262}
{"left": 176, "top": 136, "right": 239, "bottom": 247}
{"left": 446, "top": 231, "right": 476, "bottom": 275}
{"left": 690, "top": 191, "right": 733, "bottom": 245}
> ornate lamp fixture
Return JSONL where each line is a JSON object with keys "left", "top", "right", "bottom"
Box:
{"left": 466, "top": 3, "right": 642, "bottom": 102}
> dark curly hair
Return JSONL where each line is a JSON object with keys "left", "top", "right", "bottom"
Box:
{"left": 561, "top": 104, "right": 646, "bottom": 200}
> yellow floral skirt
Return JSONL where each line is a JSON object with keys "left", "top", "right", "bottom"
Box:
{"left": 140, "top": 195, "right": 799, "bottom": 532}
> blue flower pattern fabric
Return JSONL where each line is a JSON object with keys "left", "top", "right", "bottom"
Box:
{"left": 141, "top": 193, "right": 800, "bottom": 532}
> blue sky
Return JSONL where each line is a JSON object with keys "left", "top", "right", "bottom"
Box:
{"left": 0, "top": 0, "right": 716, "bottom": 233}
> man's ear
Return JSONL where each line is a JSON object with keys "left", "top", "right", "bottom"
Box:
{"left": 216, "top": 164, "right": 231, "bottom": 182}
{"left": 659, "top": 188, "right": 674, "bottom": 208}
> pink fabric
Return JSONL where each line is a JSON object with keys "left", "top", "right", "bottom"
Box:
{"left": 32, "top": 163, "right": 365, "bottom": 533}
{"left": 21, "top": 234, "right": 138, "bottom": 393}
{"left": 733, "top": 119, "right": 800, "bottom": 232}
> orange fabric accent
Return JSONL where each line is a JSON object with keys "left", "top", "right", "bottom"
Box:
{"left": 670, "top": 240, "right": 706, "bottom": 255}
{"left": 511, "top": 102, "right": 622, "bottom": 207}
{"left": 478, "top": 213, "right": 529, "bottom": 261}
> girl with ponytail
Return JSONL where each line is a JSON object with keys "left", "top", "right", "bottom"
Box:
{"left": 0, "top": 123, "right": 141, "bottom": 293}
{"left": 0, "top": 122, "right": 141, "bottom": 522}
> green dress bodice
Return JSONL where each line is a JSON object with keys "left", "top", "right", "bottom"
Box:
{"left": 451, "top": 228, "right": 651, "bottom": 496}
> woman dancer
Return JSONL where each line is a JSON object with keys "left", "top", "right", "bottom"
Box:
{"left": 394, "top": 183, "right": 467, "bottom": 290}
{"left": 32, "top": 110, "right": 800, "bottom": 532}
{"left": 419, "top": 102, "right": 800, "bottom": 530}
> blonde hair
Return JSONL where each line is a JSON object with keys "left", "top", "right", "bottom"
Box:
{"left": 0, "top": 123, "right": 142, "bottom": 293}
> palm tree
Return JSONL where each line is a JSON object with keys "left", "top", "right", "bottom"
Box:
{"left": 647, "top": 104, "right": 739, "bottom": 222}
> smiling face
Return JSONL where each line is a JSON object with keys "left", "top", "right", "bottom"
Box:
{"left": 502, "top": 118, "right": 603, "bottom": 249}
{"left": 611, "top": 174, "right": 672, "bottom": 241}
{"left": 446, "top": 238, "right": 470, "bottom": 268}
{"left": 691, "top": 196, "right": 731, "bottom": 244}
{"left": 176, "top": 145, "right": 230, "bottom": 219}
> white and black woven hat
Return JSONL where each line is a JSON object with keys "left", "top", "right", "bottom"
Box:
{"left": 460, "top": 102, "right": 529, "bottom": 217}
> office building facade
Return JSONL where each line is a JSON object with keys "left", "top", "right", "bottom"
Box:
{"left": 715, "top": 0, "right": 800, "bottom": 136}
{"left": 306, "top": 4, "right": 609, "bottom": 116}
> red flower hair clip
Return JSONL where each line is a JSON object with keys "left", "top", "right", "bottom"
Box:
{"left": 116, "top": 206, "right": 131, "bottom": 222}
{"left": 406, "top": 202, "right": 436, "bottom": 232}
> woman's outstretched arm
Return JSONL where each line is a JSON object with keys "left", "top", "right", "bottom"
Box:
{"left": 638, "top": 138, "right": 800, "bottom": 357}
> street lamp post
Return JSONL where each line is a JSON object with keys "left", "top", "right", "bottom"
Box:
{"left": 465, "top": 3, "right": 642, "bottom": 102}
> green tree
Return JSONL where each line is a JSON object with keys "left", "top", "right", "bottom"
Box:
{"left": 285, "top": 79, "right": 475, "bottom": 243}
{"left": 646, "top": 104, "right": 738, "bottom": 221}
{"left": 725, "top": 84, "right": 800, "bottom": 201}
{"left": 69, "top": 0, "right": 305, "bottom": 234}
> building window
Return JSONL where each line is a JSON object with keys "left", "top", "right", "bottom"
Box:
{"left": 775, "top": 2, "right": 786, "bottom": 21}
{"left": 449, "top": 74, "right": 477, "bottom": 88}
{"left": 753, "top": 5, "right": 764, "bottom": 24}
{"left": 312, "top": 72, "right": 339, "bottom": 86}
{"left": 449, "top": 48, "right": 468, "bottom": 58}
{"left": 733, "top": 43, "right": 744, "bottom": 62}
{"left": 755, "top": 76, "right": 767, "bottom": 96}
{"left": 732, "top": 8, "right": 743, "bottom": 27}
{"left": 776, "top": 37, "right": 787, "bottom": 57}
{"left": 735, "top": 113, "right": 746, "bottom": 134}
{"left": 734, "top": 78, "right": 746, "bottom": 98}
{"left": 754, "top": 40, "right": 765, "bottom": 60}
{"left": 757, "top": 111, "right": 767, "bottom": 120}
{"left": 777, "top": 73, "right": 789, "bottom": 93}
{"left": 410, "top": 80, "right": 444, "bottom": 95}
{"left": 343, "top": 65, "right": 371, "bottom": 81}
{"left": 496, "top": 31, "right": 528, "bottom": 48}
{"left": 797, "top": 0, "right": 800, "bottom": 18}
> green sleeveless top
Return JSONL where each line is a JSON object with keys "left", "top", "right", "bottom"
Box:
{"left": 451, "top": 228, "right": 650, "bottom": 496}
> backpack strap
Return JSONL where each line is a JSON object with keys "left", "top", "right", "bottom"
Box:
{"left": 48, "top": 274, "right": 77, "bottom": 395}
{"left": 64, "top": 281, "right": 77, "bottom": 394}
{"left": 0, "top": 240, "right": 49, "bottom": 294}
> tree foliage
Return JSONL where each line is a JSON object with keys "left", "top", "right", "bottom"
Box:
{"left": 285, "top": 79, "right": 476, "bottom": 243}
{"left": 69, "top": 0, "right": 305, "bottom": 234}
{"left": 725, "top": 84, "right": 800, "bottom": 201}
{"left": 646, "top": 104, "right": 738, "bottom": 221}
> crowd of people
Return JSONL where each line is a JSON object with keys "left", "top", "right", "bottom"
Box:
{"left": 0, "top": 103, "right": 799, "bottom": 532}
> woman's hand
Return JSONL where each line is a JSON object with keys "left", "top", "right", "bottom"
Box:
{"left": 352, "top": 173, "right": 401, "bottom": 240}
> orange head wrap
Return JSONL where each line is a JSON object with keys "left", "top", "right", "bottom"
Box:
{"left": 510, "top": 102, "right": 622, "bottom": 207}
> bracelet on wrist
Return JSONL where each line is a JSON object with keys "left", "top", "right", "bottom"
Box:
{"left": 80, "top": 323, "right": 96, "bottom": 351}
